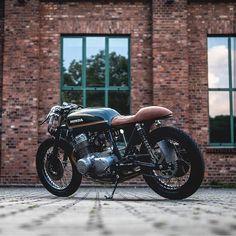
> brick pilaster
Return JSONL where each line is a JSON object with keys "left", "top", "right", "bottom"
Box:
{"left": 1, "top": 0, "right": 40, "bottom": 184}
{"left": 0, "top": 0, "right": 4, "bottom": 178}
{"left": 152, "top": 0, "right": 189, "bottom": 131}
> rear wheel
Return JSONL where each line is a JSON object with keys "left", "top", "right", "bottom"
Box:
{"left": 142, "top": 127, "right": 204, "bottom": 200}
{"left": 36, "top": 138, "right": 82, "bottom": 197}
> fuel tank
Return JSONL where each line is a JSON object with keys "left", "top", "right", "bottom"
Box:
{"left": 67, "top": 107, "right": 120, "bottom": 133}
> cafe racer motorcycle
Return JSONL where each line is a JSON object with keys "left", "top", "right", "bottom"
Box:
{"left": 36, "top": 103, "right": 204, "bottom": 199}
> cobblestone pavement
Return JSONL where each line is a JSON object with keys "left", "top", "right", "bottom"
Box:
{"left": 0, "top": 187, "right": 235, "bottom": 236}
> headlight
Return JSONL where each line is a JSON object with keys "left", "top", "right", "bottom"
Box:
{"left": 47, "top": 114, "right": 60, "bottom": 134}
{"left": 47, "top": 107, "right": 62, "bottom": 133}
{"left": 48, "top": 114, "right": 60, "bottom": 129}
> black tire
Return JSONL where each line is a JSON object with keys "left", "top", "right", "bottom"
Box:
{"left": 142, "top": 127, "right": 205, "bottom": 200}
{"left": 36, "top": 138, "right": 82, "bottom": 197}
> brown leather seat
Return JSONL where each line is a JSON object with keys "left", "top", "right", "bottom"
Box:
{"left": 111, "top": 106, "right": 172, "bottom": 126}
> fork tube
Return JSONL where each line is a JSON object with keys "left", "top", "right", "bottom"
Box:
{"left": 52, "top": 128, "right": 61, "bottom": 157}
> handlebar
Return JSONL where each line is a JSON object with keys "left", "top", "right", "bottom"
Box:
{"left": 40, "top": 103, "right": 83, "bottom": 126}
{"left": 61, "top": 102, "right": 83, "bottom": 112}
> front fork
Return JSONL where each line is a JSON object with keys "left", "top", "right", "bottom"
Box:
{"left": 51, "top": 128, "right": 61, "bottom": 159}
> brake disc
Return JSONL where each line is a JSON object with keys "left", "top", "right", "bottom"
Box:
{"left": 158, "top": 161, "right": 178, "bottom": 179}
{"left": 45, "top": 155, "right": 64, "bottom": 181}
{"left": 174, "top": 159, "right": 190, "bottom": 177}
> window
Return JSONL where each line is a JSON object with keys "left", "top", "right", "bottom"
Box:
{"left": 61, "top": 36, "right": 130, "bottom": 115}
{"left": 208, "top": 37, "right": 236, "bottom": 146}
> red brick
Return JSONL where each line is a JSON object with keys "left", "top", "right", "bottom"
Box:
{"left": 0, "top": 0, "right": 235, "bottom": 186}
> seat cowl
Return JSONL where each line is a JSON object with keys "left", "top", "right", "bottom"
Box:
{"left": 111, "top": 115, "right": 135, "bottom": 126}
{"left": 135, "top": 106, "right": 172, "bottom": 122}
{"left": 111, "top": 106, "right": 172, "bottom": 126}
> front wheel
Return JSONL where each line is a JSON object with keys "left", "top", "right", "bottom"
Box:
{"left": 142, "top": 127, "right": 205, "bottom": 200}
{"left": 36, "top": 138, "right": 82, "bottom": 197}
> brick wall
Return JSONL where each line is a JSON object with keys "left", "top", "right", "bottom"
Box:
{"left": 152, "top": 0, "right": 190, "bottom": 131}
{"left": 204, "top": 151, "right": 236, "bottom": 185}
{"left": 187, "top": 1, "right": 236, "bottom": 185}
{"left": 1, "top": 0, "right": 40, "bottom": 184}
{"left": 0, "top": 0, "right": 235, "bottom": 186}
{"left": 0, "top": 0, "right": 4, "bottom": 177}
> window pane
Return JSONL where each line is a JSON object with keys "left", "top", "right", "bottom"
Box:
{"left": 86, "top": 91, "right": 105, "bottom": 107}
{"left": 209, "top": 91, "right": 231, "bottom": 143}
{"left": 208, "top": 37, "right": 229, "bottom": 88}
{"left": 61, "top": 91, "right": 83, "bottom": 105}
{"left": 63, "top": 38, "right": 83, "bottom": 86}
{"left": 231, "top": 38, "right": 236, "bottom": 88}
{"left": 109, "top": 91, "right": 130, "bottom": 115}
{"left": 109, "top": 38, "right": 129, "bottom": 86}
{"left": 234, "top": 92, "right": 236, "bottom": 143}
{"left": 86, "top": 37, "right": 105, "bottom": 87}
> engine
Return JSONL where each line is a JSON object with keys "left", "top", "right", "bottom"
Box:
{"left": 73, "top": 133, "right": 118, "bottom": 177}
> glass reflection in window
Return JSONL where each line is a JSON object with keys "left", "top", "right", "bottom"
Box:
{"left": 62, "top": 38, "right": 83, "bottom": 86}
{"left": 86, "top": 91, "right": 105, "bottom": 107}
{"left": 86, "top": 37, "right": 105, "bottom": 87}
{"left": 231, "top": 38, "right": 236, "bottom": 88}
{"left": 209, "top": 91, "right": 231, "bottom": 143}
{"left": 109, "top": 91, "right": 130, "bottom": 115}
{"left": 61, "top": 91, "right": 83, "bottom": 105}
{"left": 234, "top": 92, "right": 236, "bottom": 143}
{"left": 208, "top": 37, "right": 229, "bottom": 89}
{"left": 109, "top": 38, "right": 129, "bottom": 86}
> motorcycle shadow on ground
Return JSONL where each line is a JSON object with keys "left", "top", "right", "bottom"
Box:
{"left": 39, "top": 191, "right": 202, "bottom": 203}
{"left": 76, "top": 197, "right": 202, "bottom": 203}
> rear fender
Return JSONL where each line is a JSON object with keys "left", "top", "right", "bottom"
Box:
{"left": 140, "top": 126, "right": 176, "bottom": 159}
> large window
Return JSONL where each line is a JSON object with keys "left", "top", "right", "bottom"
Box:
{"left": 61, "top": 36, "right": 130, "bottom": 115}
{"left": 208, "top": 37, "right": 236, "bottom": 146}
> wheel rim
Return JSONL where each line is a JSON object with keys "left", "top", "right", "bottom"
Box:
{"left": 42, "top": 147, "right": 73, "bottom": 190}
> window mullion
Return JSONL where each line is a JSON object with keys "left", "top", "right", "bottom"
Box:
{"left": 228, "top": 37, "right": 234, "bottom": 144}
{"left": 60, "top": 37, "right": 64, "bottom": 104}
{"left": 128, "top": 37, "right": 131, "bottom": 114}
{"left": 105, "top": 37, "right": 109, "bottom": 107}
{"left": 82, "top": 37, "right": 86, "bottom": 107}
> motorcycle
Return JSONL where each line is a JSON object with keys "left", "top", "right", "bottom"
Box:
{"left": 36, "top": 103, "right": 205, "bottom": 199}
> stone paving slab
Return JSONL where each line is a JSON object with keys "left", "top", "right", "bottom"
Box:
{"left": 0, "top": 187, "right": 235, "bottom": 236}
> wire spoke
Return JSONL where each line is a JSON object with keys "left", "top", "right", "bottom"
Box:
{"left": 150, "top": 138, "right": 192, "bottom": 190}
{"left": 43, "top": 146, "right": 73, "bottom": 190}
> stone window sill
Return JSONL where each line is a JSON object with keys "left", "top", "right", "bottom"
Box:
{"left": 206, "top": 146, "right": 236, "bottom": 154}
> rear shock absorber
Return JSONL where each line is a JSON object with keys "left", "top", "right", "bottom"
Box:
{"left": 135, "top": 123, "right": 162, "bottom": 164}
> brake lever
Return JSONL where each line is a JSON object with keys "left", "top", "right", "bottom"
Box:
{"left": 40, "top": 118, "right": 48, "bottom": 125}
{"left": 40, "top": 113, "right": 50, "bottom": 125}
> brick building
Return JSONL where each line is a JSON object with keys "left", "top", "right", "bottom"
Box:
{"left": 0, "top": 0, "right": 235, "bottom": 185}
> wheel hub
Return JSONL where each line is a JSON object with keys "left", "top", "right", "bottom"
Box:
{"left": 45, "top": 156, "right": 64, "bottom": 181}
{"left": 159, "top": 162, "right": 178, "bottom": 178}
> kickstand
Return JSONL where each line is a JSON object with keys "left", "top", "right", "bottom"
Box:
{"left": 105, "top": 175, "right": 119, "bottom": 200}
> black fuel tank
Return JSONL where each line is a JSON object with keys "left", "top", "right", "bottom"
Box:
{"left": 67, "top": 107, "right": 120, "bottom": 132}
